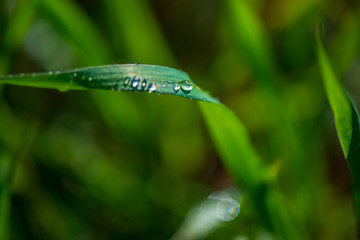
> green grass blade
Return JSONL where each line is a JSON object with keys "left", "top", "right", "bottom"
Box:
{"left": 225, "top": 0, "right": 304, "bottom": 178}
{"left": 102, "top": 0, "right": 175, "bottom": 66}
{"left": 316, "top": 25, "right": 360, "bottom": 226}
{"left": 0, "top": 64, "right": 218, "bottom": 103}
{"left": 39, "top": 0, "right": 112, "bottom": 65}
{"left": 0, "top": 0, "right": 39, "bottom": 74}
{"left": 0, "top": 152, "right": 12, "bottom": 240}
{"left": 199, "top": 102, "right": 262, "bottom": 189}
{"left": 0, "top": 122, "right": 38, "bottom": 240}
{"left": 199, "top": 102, "right": 304, "bottom": 239}
{"left": 225, "top": 0, "right": 276, "bottom": 89}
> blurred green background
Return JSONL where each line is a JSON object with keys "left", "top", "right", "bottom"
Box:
{"left": 0, "top": 0, "right": 360, "bottom": 239}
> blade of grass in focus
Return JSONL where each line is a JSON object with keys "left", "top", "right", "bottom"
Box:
{"left": 316, "top": 25, "right": 360, "bottom": 228}
{"left": 0, "top": 64, "right": 218, "bottom": 103}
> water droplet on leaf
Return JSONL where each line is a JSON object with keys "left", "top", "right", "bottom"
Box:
{"left": 215, "top": 199, "right": 240, "bottom": 221}
{"left": 147, "top": 83, "right": 156, "bottom": 92}
{"left": 131, "top": 76, "right": 140, "bottom": 88}
{"left": 206, "top": 190, "right": 241, "bottom": 222}
{"left": 179, "top": 80, "right": 193, "bottom": 93}
{"left": 141, "top": 78, "right": 147, "bottom": 90}
{"left": 124, "top": 77, "right": 130, "bottom": 87}
{"left": 173, "top": 83, "right": 180, "bottom": 92}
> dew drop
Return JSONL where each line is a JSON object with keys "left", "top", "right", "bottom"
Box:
{"left": 215, "top": 199, "right": 240, "bottom": 221}
{"left": 179, "top": 80, "right": 193, "bottom": 93}
{"left": 73, "top": 72, "right": 77, "bottom": 78}
{"left": 141, "top": 78, "right": 147, "bottom": 90}
{"left": 131, "top": 76, "right": 141, "bottom": 88}
{"left": 88, "top": 76, "right": 93, "bottom": 81}
{"left": 206, "top": 191, "right": 241, "bottom": 222}
{"left": 173, "top": 83, "right": 180, "bottom": 92}
{"left": 48, "top": 71, "right": 53, "bottom": 75}
{"left": 147, "top": 83, "right": 156, "bottom": 92}
{"left": 124, "top": 76, "right": 130, "bottom": 87}
{"left": 162, "top": 84, "right": 166, "bottom": 88}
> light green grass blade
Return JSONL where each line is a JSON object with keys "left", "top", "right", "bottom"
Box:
{"left": 0, "top": 64, "right": 218, "bottom": 103}
{"left": 316, "top": 25, "right": 360, "bottom": 225}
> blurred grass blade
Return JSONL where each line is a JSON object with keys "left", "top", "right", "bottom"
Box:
{"left": 0, "top": 122, "right": 38, "bottom": 240}
{"left": 102, "top": 0, "right": 175, "bottom": 66}
{"left": 0, "top": 0, "right": 39, "bottom": 74}
{"left": 225, "top": 0, "right": 276, "bottom": 87}
{"left": 0, "top": 64, "right": 218, "bottom": 103}
{"left": 199, "top": 102, "right": 304, "bottom": 239}
{"left": 0, "top": 152, "right": 12, "bottom": 240}
{"left": 199, "top": 102, "right": 262, "bottom": 189}
{"left": 316, "top": 25, "right": 360, "bottom": 224}
{"left": 39, "top": 0, "right": 111, "bottom": 65}
{"left": 225, "top": 0, "right": 304, "bottom": 181}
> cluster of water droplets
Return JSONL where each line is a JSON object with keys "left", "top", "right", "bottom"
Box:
{"left": 67, "top": 71, "right": 195, "bottom": 95}
{"left": 122, "top": 76, "right": 156, "bottom": 93}
{"left": 121, "top": 75, "right": 194, "bottom": 94}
